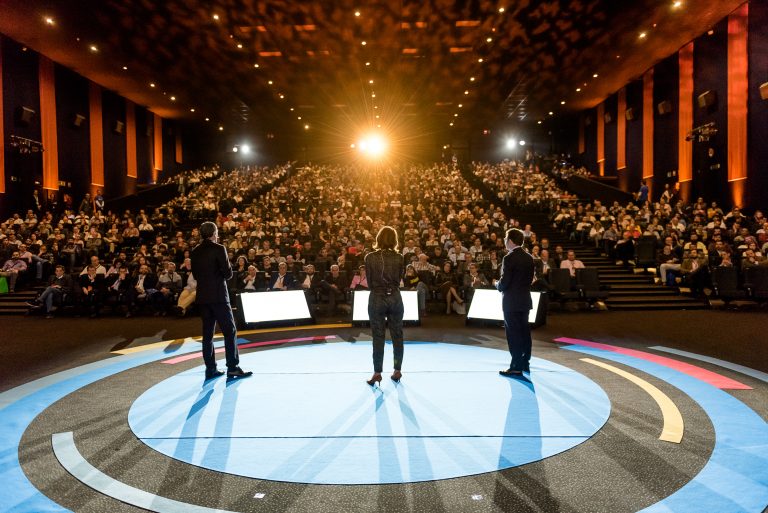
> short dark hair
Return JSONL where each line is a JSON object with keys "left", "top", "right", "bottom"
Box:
{"left": 505, "top": 228, "right": 525, "bottom": 247}
{"left": 374, "top": 226, "right": 400, "bottom": 252}
{"left": 200, "top": 221, "right": 217, "bottom": 239}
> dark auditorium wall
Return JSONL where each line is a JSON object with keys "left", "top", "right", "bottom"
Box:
{"left": 623, "top": 80, "right": 644, "bottom": 193}
{"left": 54, "top": 65, "right": 90, "bottom": 205}
{"left": 692, "top": 20, "right": 728, "bottom": 205}
{"left": 568, "top": 2, "right": 765, "bottom": 210}
{"left": 747, "top": 1, "right": 768, "bottom": 209}
{"left": 582, "top": 108, "right": 597, "bottom": 170}
{"left": 1, "top": 38, "right": 42, "bottom": 215}
{"left": 0, "top": 33, "right": 216, "bottom": 218}
{"left": 603, "top": 94, "right": 618, "bottom": 177}
{"left": 653, "top": 54, "right": 679, "bottom": 195}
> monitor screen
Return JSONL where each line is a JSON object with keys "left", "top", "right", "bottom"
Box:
{"left": 466, "top": 289, "right": 541, "bottom": 324}
{"left": 240, "top": 290, "right": 312, "bottom": 324}
{"left": 352, "top": 290, "right": 420, "bottom": 322}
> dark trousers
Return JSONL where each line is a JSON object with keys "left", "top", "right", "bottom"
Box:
{"left": 369, "top": 292, "right": 404, "bottom": 373}
{"left": 199, "top": 302, "right": 240, "bottom": 370}
{"left": 503, "top": 309, "right": 532, "bottom": 371}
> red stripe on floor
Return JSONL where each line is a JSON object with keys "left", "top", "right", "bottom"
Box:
{"left": 162, "top": 335, "right": 336, "bottom": 364}
{"left": 553, "top": 337, "right": 752, "bottom": 390}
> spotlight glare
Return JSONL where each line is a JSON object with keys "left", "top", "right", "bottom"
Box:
{"left": 506, "top": 138, "right": 517, "bottom": 149}
{"left": 232, "top": 146, "right": 238, "bottom": 153}
{"left": 357, "top": 133, "right": 389, "bottom": 159}
{"left": 519, "top": 140, "right": 526, "bottom": 146}
{"left": 241, "top": 144, "right": 251, "bottom": 154}
{"left": 44, "top": 16, "right": 55, "bottom": 25}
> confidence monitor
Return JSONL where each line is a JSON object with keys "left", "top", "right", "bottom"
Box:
{"left": 237, "top": 290, "right": 313, "bottom": 328}
{"left": 466, "top": 289, "right": 547, "bottom": 328}
{"left": 352, "top": 290, "right": 420, "bottom": 326}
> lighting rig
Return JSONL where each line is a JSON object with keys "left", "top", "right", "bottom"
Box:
{"left": 685, "top": 122, "right": 717, "bottom": 143}
{"left": 9, "top": 135, "right": 45, "bottom": 154}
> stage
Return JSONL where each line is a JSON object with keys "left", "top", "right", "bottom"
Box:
{"left": 1, "top": 315, "right": 767, "bottom": 512}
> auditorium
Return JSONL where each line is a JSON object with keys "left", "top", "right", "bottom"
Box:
{"left": 1, "top": 1, "right": 767, "bottom": 512}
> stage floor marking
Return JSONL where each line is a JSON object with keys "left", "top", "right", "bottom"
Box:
{"left": 554, "top": 337, "right": 752, "bottom": 390}
{"left": 581, "top": 358, "right": 684, "bottom": 443}
{"left": 113, "top": 324, "right": 352, "bottom": 355}
{"left": 130, "top": 342, "right": 612, "bottom": 484}
{"left": 562, "top": 345, "right": 768, "bottom": 513}
{"left": 162, "top": 335, "right": 337, "bottom": 364}
{"left": 52, "top": 432, "right": 238, "bottom": 513}
{"left": 649, "top": 346, "right": 768, "bottom": 384}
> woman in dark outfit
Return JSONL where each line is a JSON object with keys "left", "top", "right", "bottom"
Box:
{"left": 364, "top": 226, "right": 405, "bottom": 386}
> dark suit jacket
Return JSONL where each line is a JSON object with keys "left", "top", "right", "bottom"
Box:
{"left": 268, "top": 272, "right": 296, "bottom": 290}
{"left": 191, "top": 239, "right": 233, "bottom": 304}
{"left": 495, "top": 247, "right": 534, "bottom": 312}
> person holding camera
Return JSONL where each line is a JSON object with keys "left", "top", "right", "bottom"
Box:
{"left": 364, "top": 226, "right": 405, "bottom": 386}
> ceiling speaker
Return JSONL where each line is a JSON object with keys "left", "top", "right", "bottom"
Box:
{"left": 584, "top": 116, "right": 592, "bottom": 126}
{"left": 625, "top": 107, "right": 636, "bottom": 121}
{"left": 760, "top": 82, "right": 768, "bottom": 100}
{"left": 657, "top": 101, "right": 673, "bottom": 115}
{"left": 73, "top": 114, "right": 86, "bottom": 127}
{"left": 604, "top": 113, "right": 613, "bottom": 124}
{"left": 114, "top": 121, "right": 125, "bottom": 134}
{"left": 18, "top": 106, "right": 36, "bottom": 125}
{"left": 698, "top": 90, "right": 717, "bottom": 109}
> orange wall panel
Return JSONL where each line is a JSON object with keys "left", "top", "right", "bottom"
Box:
{"left": 39, "top": 56, "right": 59, "bottom": 191}
{"left": 727, "top": 3, "right": 748, "bottom": 207}
{"left": 678, "top": 42, "right": 694, "bottom": 185}
{"left": 153, "top": 112, "right": 162, "bottom": 182}
{"left": 0, "top": 40, "right": 4, "bottom": 194}
{"left": 89, "top": 82, "right": 104, "bottom": 188}
{"left": 126, "top": 101, "right": 137, "bottom": 179}
{"left": 617, "top": 87, "right": 626, "bottom": 171}
{"left": 643, "top": 69, "right": 655, "bottom": 200}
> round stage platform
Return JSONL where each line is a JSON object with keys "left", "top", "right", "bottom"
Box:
{"left": 1, "top": 325, "right": 767, "bottom": 513}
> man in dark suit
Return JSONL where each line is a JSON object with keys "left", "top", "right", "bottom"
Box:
{"left": 268, "top": 261, "right": 296, "bottom": 290}
{"left": 494, "top": 228, "right": 535, "bottom": 377}
{"left": 190, "top": 222, "right": 251, "bottom": 380}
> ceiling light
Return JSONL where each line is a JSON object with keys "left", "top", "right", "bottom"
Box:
{"left": 122, "top": 66, "right": 128, "bottom": 70}
{"left": 205, "top": 117, "right": 210, "bottom": 121}
{"left": 369, "top": 79, "right": 374, "bottom": 84}
{"left": 374, "top": 105, "right": 378, "bottom": 109}
{"left": 549, "top": 111, "right": 554, "bottom": 115}
{"left": 486, "top": 37, "right": 493, "bottom": 43}
{"left": 89, "top": 45, "right": 98, "bottom": 53}
{"left": 449, "top": 122, "right": 454, "bottom": 126}
{"left": 498, "top": 7, "right": 505, "bottom": 13}
{"left": 470, "top": 76, "right": 475, "bottom": 81}
{"left": 190, "top": 108, "right": 195, "bottom": 112}
{"left": 218, "top": 126, "right": 224, "bottom": 131}
{"left": 464, "top": 90, "right": 469, "bottom": 95}
{"left": 278, "top": 93, "right": 284, "bottom": 99}
{"left": 639, "top": 32, "right": 647, "bottom": 39}
{"left": 44, "top": 17, "right": 55, "bottom": 25}
{"left": 454, "top": 113, "right": 459, "bottom": 117}
{"left": 361, "top": 41, "right": 367, "bottom": 46}
{"left": 593, "top": 73, "right": 598, "bottom": 78}
{"left": 708, "top": 29, "right": 714, "bottom": 35}
{"left": 232, "top": 146, "right": 238, "bottom": 153}
{"left": 268, "top": 80, "right": 273, "bottom": 85}
{"left": 290, "top": 108, "right": 294, "bottom": 111}
{"left": 478, "top": 58, "right": 484, "bottom": 63}
{"left": 377, "top": 124, "right": 381, "bottom": 128}
{"left": 372, "top": 93, "right": 376, "bottom": 97}
{"left": 150, "top": 82, "right": 156, "bottom": 88}
{"left": 237, "top": 43, "right": 243, "bottom": 49}
{"left": 170, "top": 96, "right": 176, "bottom": 101}
{"left": 297, "top": 116, "right": 302, "bottom": 120}
{"left": 213, "top": 14, "right": 220, "bottom": 21}
{"left": 576, "top": 88, "right": 581, "bottom": 92}
{"left": 241, "top": 144, "right": 251, "bottom": 154}
{"left": 560, "top": 101, "right": 565, "bottom": 105}
{"left": 519, "top": 140, "right": 526, "bottom": 146}
{"left": 304, "top": 124, "right": 310, "bottom": 130}
{"left": 354, "top": 10, "right": 361, "bottom": 17}
{"left": 365, "top": 62, "right": 371, "bottom": 66}
{"left": 458, "top": 104, "right": 463, "bottom": 108}
{"left": 506, "top": 138, "right": 516, "bottom": 149}
{"left": 254, "top": 63, "right": 259, "bottom": 68}
{"left": 537, "top": 120, "right": 542, "bottom": 124}
{"left": 673, "top": 1, "right": 682, "bottom": 7}
{"left": 375, "top": 115, "right": 380, "bottom": 119}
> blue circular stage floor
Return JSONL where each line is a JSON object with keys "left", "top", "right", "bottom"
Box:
{"left": 129, "top": 341, "right": 611, "bottom": 484}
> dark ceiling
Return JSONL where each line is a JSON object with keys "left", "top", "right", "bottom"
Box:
{"left": 0, "top": 0, "right": 746, "bottom": 142}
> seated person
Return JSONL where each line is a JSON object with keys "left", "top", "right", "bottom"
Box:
{"left": 239, "top": 265, "right": 260, "bottom": 292}
{"left": 27, "top": 264, "right": 73, "bottom": 318}
{"left": 78, "top": 265, "right": 105, "bottom": 317}
{"left": 434, "top": 261, "right": 463, "bottom": 315}
{"left": 175, "top": 272, "right": 197, "bottom": 317}
{"left": 321, "top": 264, "right": 349, "bottom": 314}
{"left": 349, "top": 265, "right": 369, "bottom": 290}
{"left": 105, "top": 267, "right": 133, "bottom": 316}
{"left": 614, "top": 231, "right": 636, "bottom": 265}
{"left": 268, "top": 261, "right": 295, "bottom": 290}
{"left": 560, "top": 250, "right": 585, "bottom": 279}
{"left": 680, "top": 248, "right": 709, "bottom": 295}
{"left": 299, "top": 264, "right": 323, "bottom": 310}
{"left": 0, "top": 251, "right": 28, "bottom": 293}
{"left": 151, "top": 261, "right": 183, "bottom": 315}
{"left": 128, "top": 264, "right": 157, "bottom": 317}
{"left": 402, "top": 264, "right": 429, "bottom": 317}
{"left": 462, "top": 262, "right": 489, "bottom": 304}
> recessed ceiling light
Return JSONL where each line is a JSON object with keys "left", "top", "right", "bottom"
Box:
{"left": 89, "top": 45, "right": 98, "bottom": 53}
{"left": 537, "top": 120, "right": 542, "bottom": 124}
{"left": 673, "top": 1, "right": 682, "bottom": 8}
{"left": 375, "top": 115, "right": 380, "bottom": 119}
{"left": 190, "top": 108, "right": 195, "bottom": 112}
{"left": 449, "top": 122, "right": 454, "bottom": 126}
{"left": 237, "top": 43, "right": 243, "bottom": 49}
{"left": 297, "top": 116, "right": 302, "bottom": 120}
{"left": 213, "top": 14, "right": 220, "bottom": 21}
{"left": 576, "top": 88, "right": 581, "bottom": 92}
{"left": 268, "top": 80, "right": 273, "bottom": 85}
{"left": 561, "top": 101, "right": 566, "bottom": 105}
{"left": 498, "top": 7, "right": 505, "bottom": 13}
{"left": 593, "top": 73, "right": 598, "bottom": 78}
{"left": 361, "top": 41, "right": 367, "bottom": 46}
{"left": 639, "top": 32, "right": 647, "bottom": 39}
{"left": 254, "top": 63, "right": 259, "bottom": 68}
{"left": 44, "top": 17, "right": 54, "bottom": 25}
{"left": 369, "top": 79, "right": 374, "bottom": 84}
{"left": 486, "top": 37, "right": 492, "bottom": 43}
{"left": 464, "top": 90, "right": 469, "bottom": 95}
{"left": 150, "top": 82, "right": 156, "bottom": 88}
{"left": 218, "top": 126, "right": 224, "bottom": 131}
{"left": 122, "top": 66, "right": 128, "bottom": 70}
{"left": 205, "top": 117, "right": 210, "bottom": 121}
{"left": 372, "top": 93, "right": 376, "bottom": 97}
{"left": 458, "top": 104, "right": 463, "bottom": 108}
{"left": 478, "top": 58, "right": 484, "bottom": 63}
{"left": 708, "top": 29, "right": 714, "bottom": 35}
{"left": 304, "top": 124, "right": 310, "bottom": 130}
{"left": 470, "top": 76, "right": 475, "bottom": 81}
{"left": 454, "top": 113, "right": 459, "bottom": 117}
{"left": 549, "top": 111, "right": 554, "bottom": 115}
{"left": 278, "top": 93, "right": 284, "bottom": 99}
{"left": 354, "top": 10, "right": 361, "bottom": 17}
{"left": 170, "top": 96, "right": 176, "bottom": 101}
{"left": 290, "top": 107, "right": 294, "bottom": 111}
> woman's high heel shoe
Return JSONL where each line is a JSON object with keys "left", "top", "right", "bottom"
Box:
{"left": 391, "top": 370, "right": 402, "bottom": 383}
{"left": 366, "top": 373, "right": 382, "bottom": 386}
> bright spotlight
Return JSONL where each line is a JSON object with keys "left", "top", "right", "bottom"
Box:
{"left": 232, "top": 146, "right": 238, "bottom": 153}
{"left": 505, "top": 138, "right": 517, "bottom": 149}
{"left": 240, "top": 144, "right": 251, "bottom": 154}
{"left": 519, "top": 140, "right": 526, "bottom": 146}
{"left": 357, "top": 133, "right": 389, "bottom": 159}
